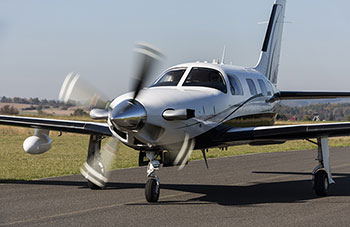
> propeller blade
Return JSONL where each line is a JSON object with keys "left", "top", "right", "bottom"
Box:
{"left": 132, "top": 42, "right": 164, "bottom": 100}
{"left": 80, "top": 137, "right": 119, "bottom": 187}
{"left": 164, "top": 133, "right": 195, "bottom": 170}
{"left": 59, "top": 72, "right": 110, "bottom": 109}
{"left": 100, "top": 137, "right": 119, "bottom": 171}
{"left": 176, "top": 134, "right": 195, "bottom": 170}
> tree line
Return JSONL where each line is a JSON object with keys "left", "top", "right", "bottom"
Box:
{"left": 1, "top": 96, "right": 71, "bottom": 108}
{"left": 0, "top": 96, "right": 87, "bottom": 116}
{"left": 277, "top": 103, "right": 350, "bottom": 121}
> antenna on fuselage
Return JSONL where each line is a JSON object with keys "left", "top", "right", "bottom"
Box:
{"left": 220, "top": 45, "right": 226, "bottom": 65}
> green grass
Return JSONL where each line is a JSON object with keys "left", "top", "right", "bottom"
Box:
{"left": 1, "top": 121, "right": 350, "bottom": 180}
{"left": 0, "top": 126, "right": 140, "bottom": 180}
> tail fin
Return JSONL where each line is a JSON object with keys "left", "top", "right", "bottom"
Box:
{"left": 254, "top": 0, "right": 286, "bottom": 86}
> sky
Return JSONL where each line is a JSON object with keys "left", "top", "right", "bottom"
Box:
{"left": 0, "top": 0, "right": 349, "bottom": 100}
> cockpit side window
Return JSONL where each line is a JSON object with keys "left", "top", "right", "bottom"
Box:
{"left": 257, "top": 79, "right": 268, "bottom": 96}
{"left": 246, "top": 78, "right": 258, "bottom": 96}
{"left": 151, "top": 68, "right": 186, "bottom": 87}
{"left": 183, "top": 67, "right": 227, "bottom": 93}
{"left": 227, "top": 74, "right": 243, "bottom": 95}
{"left": 265, "top": 81, "right": 273, "bottom": 96}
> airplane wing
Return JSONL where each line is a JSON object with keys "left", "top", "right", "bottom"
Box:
{"left": 196, "top": 122, "right": 350, "bottom": 148}
{"left": 0, "top": 115, "right": 112, "bottom": 136}
{"left": 273, "top": 91, "right": 350, "bottom": 100}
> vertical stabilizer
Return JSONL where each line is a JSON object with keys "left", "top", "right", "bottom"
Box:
{"left": 254, "top": 0, "right": 286, "bottom": 86}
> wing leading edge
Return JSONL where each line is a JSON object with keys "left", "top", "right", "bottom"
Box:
{"left": 273, "top": 91, "right": 350, "bottom": 100}
{"left": 0, "top": 115, "right": 112, "bottom": 136}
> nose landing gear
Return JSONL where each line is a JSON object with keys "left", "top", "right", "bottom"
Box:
{"left": 145, "top": 151, "right": 161, "bottom": 202}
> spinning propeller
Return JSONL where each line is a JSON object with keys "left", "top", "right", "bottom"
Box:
{"left": 164, "top": 133, "right": 195, "bottom": 170}
{"left": 132, "top": 43, "right": 164, "bottom": 100}
{"left": 58, "top": 72, "right": 110, "bottom": 110}
{"left": 59, "top": 43, "right": 195, "bottom": 188}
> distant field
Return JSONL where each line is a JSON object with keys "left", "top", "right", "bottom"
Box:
{"left": 1, "top": 119, "right": 350, "bottom": 180}
{"left": 0, "top": 103, "right": 83, "bottom": 116}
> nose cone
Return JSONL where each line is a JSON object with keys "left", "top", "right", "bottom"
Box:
{"left": 110, "top": 100, "right": 146, "bottom": 131}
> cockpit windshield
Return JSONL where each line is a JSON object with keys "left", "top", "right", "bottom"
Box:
{"left": 183, "top": 67, "right": 227, "bottom": 93}
{"left": 151, "top": 68, "right": 186, "bottom": 87}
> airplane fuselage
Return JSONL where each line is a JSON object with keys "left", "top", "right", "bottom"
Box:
{"left": 109, "top": 62, "right": 279, "bottom": 150}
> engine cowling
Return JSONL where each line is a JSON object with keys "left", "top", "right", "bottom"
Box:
{"left": 23, "top": 129, "right": 52, "bottom": 154}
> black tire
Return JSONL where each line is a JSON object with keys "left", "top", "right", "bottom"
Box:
{"left": 313, "top": 170, "right": 329, "bottom": 196}
{"left": 87, "top": 180, "right": 103, "bottom": 190}
{"left": 86, "top": 160, "right": 105, "bottom": 190}
{"left": 145, "top": 178, "right": 160, "bottom": 202}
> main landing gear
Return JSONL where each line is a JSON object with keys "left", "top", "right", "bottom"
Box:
{"left": 144, "top": 151, "right": 160, "bottom": 202}
{"left": 81, "top": 135, "right": 106, "bottom": 189}
{"left": 311, "top": 137, "right": 335, "bottom": 196}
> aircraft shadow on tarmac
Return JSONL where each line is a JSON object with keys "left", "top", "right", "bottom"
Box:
{"left": 1, "top": 171, "right": 350, "bottom": 206}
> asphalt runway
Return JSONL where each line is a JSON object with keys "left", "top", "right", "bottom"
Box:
{"left": 1, "top": 147, "right": 350, "bottom": 227}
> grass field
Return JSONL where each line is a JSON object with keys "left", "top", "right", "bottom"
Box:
{"left": 1, "top": 121, "right": 350, "bottom": 180}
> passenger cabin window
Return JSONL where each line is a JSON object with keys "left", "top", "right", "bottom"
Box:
{"left": 257, "top": 79, "right": 268, "bottom": 96}
{"left": 152, "top": 68, "right": 186, "bottom": 87}
{"left": 183, "top": 67, "right": 227, "bottom": 93}
{"left": 227, "top": 74, "right": 243, "bottom": 95}
{"left": 246, "top": 79, "right": 258, "bottom": 96}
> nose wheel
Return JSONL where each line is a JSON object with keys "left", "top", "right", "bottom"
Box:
{"left": 145, "top": 151, "right": 161, "bottom": 202}
{"left": 145, "top": 177, "right": 160, "bottom": 202}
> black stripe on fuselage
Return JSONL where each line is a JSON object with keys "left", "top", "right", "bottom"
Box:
{"left": 262, "top": 4, "right": 278, "bottom": 52}
{"left": 177, "top": 94, "right": 265, "bottom": 130}
{"left": 194, "top": 112, "right": 276, "bottom": 150}
{"left": 223, "top": 112, "right": 276, "bottom": 128}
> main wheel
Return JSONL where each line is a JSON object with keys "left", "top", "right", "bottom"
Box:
{"left": 85, "top": 159, "right": 105, "bottom": 190}
{"left": 313, "top": 169, "right": 329, "bottom": 196}
{"left": 145, "top": 178, "right": 160, "bottom": 202}
{"left": 88, "top": 180, "right": 103, "bottom": 190}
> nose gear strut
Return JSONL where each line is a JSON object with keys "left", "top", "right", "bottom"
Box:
{"left": 145, "top": 151, "right": 160, "bottom": 202}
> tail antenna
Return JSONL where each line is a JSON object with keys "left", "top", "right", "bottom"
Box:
{"left": 220, "top": 45, "right": 226, "bottom": 65}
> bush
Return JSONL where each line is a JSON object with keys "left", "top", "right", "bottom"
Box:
{"left": 302, "top": 115, "right": 312, "bottom": 121}
{"left": 0, "top": 105, "right": 19, "bottom": 115}
{"left": 72, "top": 108, "right": 88, "bottom": 116}
{"left": 22, "top": 105, "right": 36, "bottom": 111}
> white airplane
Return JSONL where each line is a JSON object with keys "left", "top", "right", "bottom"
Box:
{"left": 1, "top": 0, "right": 350, "bottom": 202}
